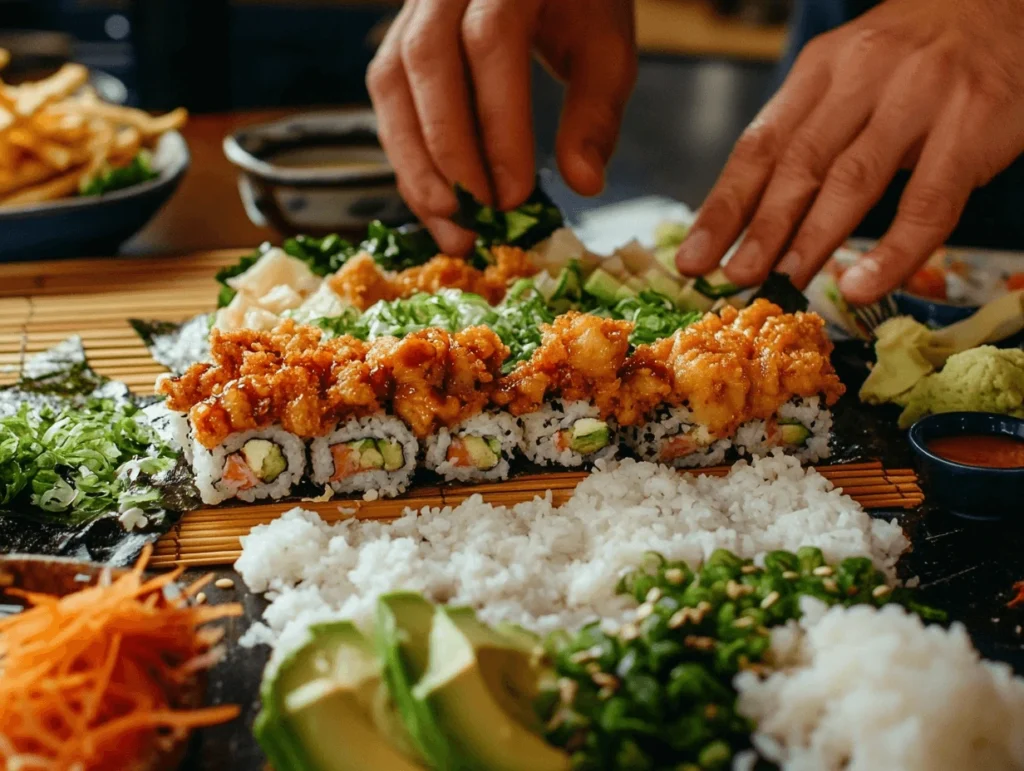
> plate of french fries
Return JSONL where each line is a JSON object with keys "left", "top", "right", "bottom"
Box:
{"left": 0, "top": 53, "right": 190, "bottom": 261}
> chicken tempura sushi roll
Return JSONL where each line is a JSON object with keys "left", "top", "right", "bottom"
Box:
{"left": 193, "top": 426, "right": 306, "bottom": 505}
{"left": 424, "top": 411, "right": 521, "bottom": 483}
{"left": 519, "top": 400, "right": 617, "bottom": 468}
{"left": 310, "top": 415, "right": 418, "bottom": 498}
{"left": 627, "top": 406, "right": 732, "bottom": 468}
{"left": 733, "top": 396, "right": 833, "bottom": 463}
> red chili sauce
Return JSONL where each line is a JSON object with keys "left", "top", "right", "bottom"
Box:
{"left": 927, "top": 434, "right": 1024, "bottom": 469}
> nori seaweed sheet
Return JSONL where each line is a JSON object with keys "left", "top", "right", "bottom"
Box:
{"left": 0, "top": 339, "right": 199, "bottom": 566}
{"left": 130, "top": 313, "right": 211, "bottom": 375}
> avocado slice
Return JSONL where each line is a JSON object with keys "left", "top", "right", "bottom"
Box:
{"left": 377, "top": 593, "right": 452, "bottom": 768}
{"left": 640, "top": 267, "right": 683, "bottom": 300}
{"left": 377, "top": 440, "right": 405, "bottom": 472}
{"left": 616, "top": 275, "right": 645, "bottom": 300}
{"left": 676, "top": 280, "right": 717, "bottom": 313}
{"left": 549, "top": 263, "right": 583, "bottom": 307}
{"left": 461, "top": 435, "right": 500, "bottom": 471}
{"left": 254, "top": 621, "right": 422, "bottom": 771}
{"left": 694, "top": 268, "right": 742, "bottom": 299}
{"left": 568, "top": 418, "right": 611, "bottom": 455}
{"left": 778, "top": 419, "right": 811, "bottom": 447}
{"left": 411, "top": 607, "right": 570, "bottom": 771}
{"left": 346, "top": 439, "right": 385, "bottom": 470}
{"left": 242, "top": 439, "right": 287, "bottom": 483}
{"left": 582, "top": 268, "right": 622, "bottom": 305}
{"left": 655, "top": 245, "right": 682, "bottom": 277}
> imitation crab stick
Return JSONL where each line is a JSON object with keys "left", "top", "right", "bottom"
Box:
{"left": 0, "top": 546, "right": 242, "bottom": 771}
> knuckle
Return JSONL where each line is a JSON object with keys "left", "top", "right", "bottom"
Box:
{"left": 827, "top": 150, "right": 878, "bottom": 194}
{"left": 400, "top": 28, "right": 438, "bottom": 70}
{"left": 461, "top": 3, "right": 510, "bottom": 58}
{"left": 898, "top": 183, "right": 963, "bottom": 228}
{"left": 732, "top": 123, "right": 782, "bottom": 169}
{"left": 780, "top": 130, "right": 831, "bottom": 183}
{"left": 365, "top": 54, "right": 401, "bottom": 95}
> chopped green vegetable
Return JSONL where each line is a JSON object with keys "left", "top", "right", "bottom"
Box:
{"left": 605, "top": 292, "right": 702, "bottom": 347}
{"left": 0, "top": 400, "right": 177, "bottom": 523}
{"left": 80, "top": 151, "right": 159, "bottom": 197}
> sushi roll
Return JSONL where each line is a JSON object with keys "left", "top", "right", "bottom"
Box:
{"left": 733, "top": 396, "right": 833, "bottom": 463}
{"left": 519, "top": 400, "right": 617, "bottom": 468}
{"left": 193, "top": 426, "right": 305, "bottom": 505}
{"left": 310, "top": 415, "right": 418, "bottom": 498}
{"left": 425, "top": 411, "right": 522, "bottom": 483}
{"left": 627, "top": 405, "right": 732, "bottom": 468}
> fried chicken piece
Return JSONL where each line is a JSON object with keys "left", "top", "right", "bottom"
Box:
{"left": 495, "top": 312, "right": 634, "bottom": 417}
{"left": 327, "top": 252, "right": 398, "bottom": 309}
{"left": 367, "top": 326, "right": 509, "bottom": 437}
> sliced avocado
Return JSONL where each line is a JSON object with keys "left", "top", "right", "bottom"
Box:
{"left": 485, "top": 436, "right": 502, "bottom": 456}
{"left": 778, "top": 419, "right": 811, "bottom": 447}
{"left": 569, "top": 418, "right": 611, "bottom": 455}
{"left": 346, "top": 438, "right": 376, "bottom": 454}
{"left": 377, "top": 593, "right": 453, "bottom": 768}
{"left": 582, "top": 268, "right": 623, "bottom": 305}
{"left": 411, "top": 607, "right": 570, "bottom": 771}
{"left": 360, "top": 446, "right": 385, "bottom": 470}
{"left": 676, "top": 281, "right": 717, "bottom": 313}
{"left": 377, "top": 440, "right": 405, "bottom": 472}
{"left": 694, "top": 268, "right": 742, "bottom": 299}
{"left": 655, "top": 245, "right": 682, "bottom": 277}
{"left": 461, "top": 435, "right": 500, "bottom": 471}
{"left": 254, "top": 621, "right": 422, "bottom": 771}
{"left": 242, "top": 439, "right": 287, "bottom": 483}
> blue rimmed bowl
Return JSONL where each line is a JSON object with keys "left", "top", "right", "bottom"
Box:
{"left": 908, "top": 413, "right": 1024, "bottom": 521}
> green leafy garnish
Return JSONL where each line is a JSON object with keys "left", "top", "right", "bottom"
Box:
{"left": 317, "top": 288, "right": 493, "bottom": 341}
{"left": 605, "top": 291, "right": 703, "bottom": 347}
{"left": 358, "top": 221, "right": 440, "bottom": 271}
{"left": 80, "top": 151, "right": 159, "bottom": 197}
{"left": 0, "top": 400, "right": 177, "bottom": 523}
{"left": 451, "top": 180, "right": 564, "bottom": 267}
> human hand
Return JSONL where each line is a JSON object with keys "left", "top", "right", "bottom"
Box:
{"left": 367, "top": 0, "right": 637, "bottom": 254}
{"left": 675, "top": 0, "right": 1024, "bottom": 304}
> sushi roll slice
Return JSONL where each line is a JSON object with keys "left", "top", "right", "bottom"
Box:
{"left": 310, "top": 415, "right": 418, "bottom": 498}
{"left": 519, "top": 400, "right": 617, "bottom": 468}
{"left": 733, "top": 396, "right": 833, "bottom": 463}
{"left": 424, "top": 411, "right": 522, "bottom": 483}
{"left": 627, "top": 405, "right": 731, "bottom": 468}
{"left": 193, "top": 426, "right": 305, "bottom": 505}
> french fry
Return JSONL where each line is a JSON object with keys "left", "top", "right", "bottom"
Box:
{"left": 108, "top": 126, "right": 142, "bottom": 167}
{"left": 10, "top": 64, "right": 89, "bottom": 117}
{"left": 0, "top": 158, "right": 60, "bottom": 197}
{"left": 0, "top": 165, "right": 86, "bottom": 208}
{"left": 71, "top": 95, "right": 188, "bottom": 139}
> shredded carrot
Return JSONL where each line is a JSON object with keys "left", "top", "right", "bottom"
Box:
{"left": 0, "top": 545, "right": 242, "bottom": 771}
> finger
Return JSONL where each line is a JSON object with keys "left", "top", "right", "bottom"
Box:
{"left": 778, "top": 48, "right": 950, "bottom": 288}
{"left": 555, "top": 30, "right": 638, "bottom": 197}
{"left": 839, "top": 121, "right": 971, "bottom": 304}
{"left": 402, "top": 0, "right": 494, "bottom": 205}
{"left": 675, "top": 41, "right": 832, "bottom": 277}
{"left": 723, "top": 49, "right": 898, "bottom": 286}
{"left": 427, "top": 216, "right": 477, "bottom": 255}
{"left": 463, "top": 0, "right": 540, "bottom": 210}
{"left": 368, "top": 5, "right": 461, "bottom": 235}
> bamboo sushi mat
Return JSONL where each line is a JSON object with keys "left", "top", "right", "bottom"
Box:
{"left": 0, "top": 251, "right": 925, "bottom": 569}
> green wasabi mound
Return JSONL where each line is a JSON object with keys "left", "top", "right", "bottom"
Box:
{"left": 898, "top": 346, "right": 1024, "bottom": 429}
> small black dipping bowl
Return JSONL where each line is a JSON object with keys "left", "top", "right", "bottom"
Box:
{"left": 908, "top": 412, "right": 1024, "bottom": 521}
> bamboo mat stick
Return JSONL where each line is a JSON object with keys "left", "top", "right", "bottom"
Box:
{"left": 152, "top": 460, "right": 925, "bottom": 568}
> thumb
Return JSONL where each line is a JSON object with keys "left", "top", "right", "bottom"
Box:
{"left": 555, "top": 38, "right": 637, "bottom": 197}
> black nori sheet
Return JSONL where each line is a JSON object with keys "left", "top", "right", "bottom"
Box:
{"left": 0, "top": 339, "right": 197, "bottom": 566}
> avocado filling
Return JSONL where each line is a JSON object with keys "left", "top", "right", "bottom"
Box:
{"left": 331, "top": 438, "right": 405, "bottom": 481}
{"left": 241, "top": 439, "right": 287, "bottom": 483}
{"left": 778, "top": 419, "right": 812, "bottom": 447}
{"left": 448, "top": 435, "right": 502, "bottom": 470}
{"left": 558, "top": 418, "right": 610, "bottom": 455}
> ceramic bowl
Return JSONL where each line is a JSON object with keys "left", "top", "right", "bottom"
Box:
{"left": 0, "top": 131, "right": 190, "bottom": 262}
{"left": 223, "top": 110, "right": 411, "bottom": 236}
{"left": 908, "top": 412, "right": 1024, "bottom": 521}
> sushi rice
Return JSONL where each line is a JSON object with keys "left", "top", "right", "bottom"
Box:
{"left": 310, "top": 414, "right": 418, "bottom": 498}
{"left": 519, "top": 399, "right": 618, "bottom": 468}
{"left": 734, "top": 396, "right": 833, "bottom": 463}
{"left": 424, "top": 411, "right": 522, "bottom": 483}
{"left": 193, "top": 426, "right": 305, "bottom": 505}
{"left": 627, "top": 405, "right": 732, "bottom": 469}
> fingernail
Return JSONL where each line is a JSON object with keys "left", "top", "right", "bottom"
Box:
{"left": 776, "top": 250, "right": 802, "bottom": 277}
{"left": 428, "top": 217, "right": 474, "bottom": 256}
{"left": 582, "top": 142, "right": 606, "bottom": 190}
{"left": 723, "top": 240, "right": 763, "bottom": 286}
{"left": 839, "top": 258, "right": 882, "bottom": 302}
{"left": 676, "top": 229, "right": 710, "bottom": 272}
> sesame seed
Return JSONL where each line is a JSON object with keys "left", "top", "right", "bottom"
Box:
{"left": 822, "top": 578, "right": 839, "bottom": 594}
{"left": 812, "top": 566, "right": 834, "bottom": 577}
{"left": 668, "top": 610, "right": 688, "bottom": 629}
{"left": 741, "top": 564, "right": 758, "bottom": 575}
{"left": 872, "top": 584, "right": 892, "bottom": 598}
{"left": 214, "top": 578, "right": 235, "bottom": 590}
{"left": 636, "top": 602, "right": 654, "bottom": 620}
{"left": 645, "top": 587, "right": 662, "bottom": 604}
{"left": 665, "top": 568, "right": 685, "bottom": 585}
{"left": 782, "top": 571, "right": 799, "bottom": 580}
{"left": 558, "top": 678, "right": 578, "bottom": 704}
{"left": 732, "top": 616, "right": 755, "bottom": 629}
{"left": 760, "top": 591, "right": 780, "bottom": 610}
{"left": 592, "top": 672, "right": 619, "bottom": 689}
{"left": 684, "top": 635, "right": 716, "bottom": 651}
{"left": 620, "top": 623, "right": 640, "bottom": 641}
{"left": 726, "top": 580, "right": 743, "bottom": 600}
{"left": 195, "top": 592, "right": 207, "bottom": 605}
